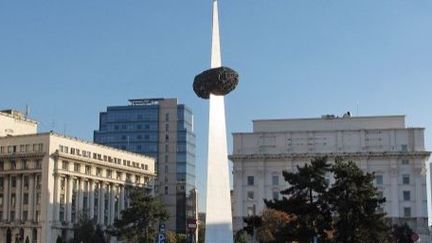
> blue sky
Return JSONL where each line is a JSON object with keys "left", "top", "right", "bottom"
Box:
{"left": 1, "top": 0, "right": 432, "bottom": 212}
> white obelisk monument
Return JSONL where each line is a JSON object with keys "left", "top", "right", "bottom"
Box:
{"left": 205, "top": 0, "right": 234, "bottom": 242}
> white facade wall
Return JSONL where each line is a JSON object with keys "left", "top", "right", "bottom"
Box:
{"left": 0, "top": 111, "right": 37, "bottom": 137}
{"left": 231, "top": 116, "right": 430, "bottom": 241}
{"left": 0, "top": 133, "right": 155, "bottom": 243}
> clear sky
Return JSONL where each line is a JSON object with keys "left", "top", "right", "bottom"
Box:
{"left": 1, "top": 0, "right": 432, "bottom": 212}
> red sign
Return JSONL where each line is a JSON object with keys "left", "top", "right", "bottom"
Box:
{"left": 411, "top": 233, "right": 419, "bottom": 242}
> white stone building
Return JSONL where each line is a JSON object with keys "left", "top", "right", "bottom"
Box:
{"left": 230, "top": 115, "right": 430, "bottom": 241}
{"left": 0, "top": 110, "right": 37, "bottom": 137}
{"left": 0, "top": 115, "right": 155, "bottom": 243}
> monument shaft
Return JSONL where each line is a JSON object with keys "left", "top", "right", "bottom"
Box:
{"left": 204, "top": 1, "right": 234, "bottom": 243}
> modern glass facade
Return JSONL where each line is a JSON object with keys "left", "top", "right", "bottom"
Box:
{"left": 94, "top": 98, "right": 196, "bottom": 233}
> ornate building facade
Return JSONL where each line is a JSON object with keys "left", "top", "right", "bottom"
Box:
{"left": 0, "top": 131, "right": 155, "bottom": 243}
{"left": 230, "top": 115, "right": 430, "bottom": 241}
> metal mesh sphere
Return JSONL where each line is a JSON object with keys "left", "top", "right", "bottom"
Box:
{"left": 193, "top": 66, "right": 239, "bottom": 99}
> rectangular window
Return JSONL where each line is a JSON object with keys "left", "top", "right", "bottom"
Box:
{"left": 62, "top": 161, "right": 69, "bottom": 170}
{"left": 403, "top": 191, "right": 411, "bottom": 201}
{"left": 107, "top": 170, "right": 112, "bottom": 178}
{"left": 247, "top": 176, "right": 254, "bottom": 186}
{"left": 403, "top": 207, "right": 411, "bottom": 217}
{"left": 74, "top": 163, "right": 80, "bottom": 172}
{"left": 96, "top": 168, "right": 102, "bottom": 176}
{"left": 402, "top": 175, "right": 410, "bottom": 185}
{"left": 401, "top": 144, "right": 408, "bottom": 152}
{"left": 23, "top": 211, "right": 28, "bottom": 221}
{"left": 247, "top": 191, "right": 254, "bottom": 200}
{"left": 11, "top": 193, "right": 16, "bottom": 207}
{"left": 272, "top": 175, "right": 279, "bottom": 186}
{"left": 164, "top": 186, "right": 168, "bottom": 195}
{"left": 23, "top": 193, "right": 29, "bottom": 205}
{"left": 273, "top": 191, "right": 280, "bottom": 200}
{"left": 402, "top": 159, "right": 410, "bottom": 165}
{"left": 11, "top": 177, "right": 16, "bottom": 188}
{"left": 375, "top": 175, "right": 383, "bottom": 185}
{"left": 85, "top": 165, "right": 91, "bottom": 175}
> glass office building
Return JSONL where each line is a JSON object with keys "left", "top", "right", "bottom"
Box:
{"left": 94, "top": 98, "right": 196, "bottom": 233}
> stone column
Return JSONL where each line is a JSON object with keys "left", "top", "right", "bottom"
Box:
{"left": 15, "top": 175, "right": 22, "bottom": 220}
{"left": 390, "top": 167, "right": 400, "bottom": 217}
{"left": 78, "top": 179, "right": 84, "bottom": 214}
{"left": 66, "top": 176, "right": 73, "bottom": 222}
{"left": 415, "top": 169, "right": 423, "bottom": 217}
{"left": 109, "top": 185, "right": 116, "bottom": 224}
{"left": 89, "top": 181, "right": 95, "bottom": 220}
{"left": 29, "top": 174, "right": 35, "bottom": 221}
{"left": 119, "top": 185, "right": 125, "bottom": 212}
{"left": 99, "top": 183, "right": 105, "bottom": 225}
{"left": 2, "top": 176, "right": 9, "bottom": 221}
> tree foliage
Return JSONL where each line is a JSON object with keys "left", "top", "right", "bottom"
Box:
{"left": 109, "top": 186, "right": 169, "bottom": 243}
{"left": 265, "top": 157, "right": 333, "bottom": 242}
{"left": 328, "top": 159, "right": 389, "bottom": 242}
{"left": 391, "top": 224, "right": 415, "bottom": 243}
{"left": 71, "top": 214, "right": 106, "bottom": 243}
{"left": 246, "top": 157, "right": 393, "bottom": 243}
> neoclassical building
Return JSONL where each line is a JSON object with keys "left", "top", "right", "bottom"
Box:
{"left": 230, "top": 115, "right": 430, "bottom": 241}
{"left": 0, "top": 129, "right": 155, "bottom": 242}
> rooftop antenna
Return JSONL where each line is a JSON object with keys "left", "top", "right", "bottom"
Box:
{"left": 356, "top": 101, "right": 359, "bottom": 116}
{"left": 25, "top": 104, "right": 30, "bottom": 118}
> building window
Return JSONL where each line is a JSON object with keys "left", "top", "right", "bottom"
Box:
{"left": 11, "top": 177, "right": 16, "bottom": 188}
{"left": 0, "top": 161, "right": 3, "bottom": 170}
{"left": 23, "top": 211, "right": 28, "bottom": 221}
{"left": 403, "top": 191, "right": 410, "bottom": 201}
{"left": 62, "top": 161, "right": 69, "bottom": 170}
{"left": 96, "top": 168, "right": 102, "bottom": 176}
{"left": 85, "top": 165, "right": 91, "bottom": 175}
{"left": 107, "top": 170, "right": 112, "bottom": 179}
{"left": 23, "top": 193, "right": 29, "bottom": 205}
{"left": 11, "top": 193, "right": 16, "bottom": 207}
{"left": 164, "top": 186, "right": 168, "bottom": 195}
{"left": 247, "top": 191, "right": 254, "bottom": 200}
{"left": 0, "top": 194, "right": 3, "bottom": 207}
{"left": 273, "top": 191, "right": 280, "bottom": 200}
{"left": 74, "top": 163, "right": 80, "bottom": 172}
{"left": 10, "top": 161, "right": 16, "bottom": 170}
{"left": 22, "top": 160, "right": 27, "bottom": 169}
{"left": 10, "top": 211, "right": 15, "bottom": 220}
{"left": 247, "top": 176, "right": 254, "bottom": 186}
{"left": 117, "top": 172, "right": 122, "bottom": 180}
{"left": 401, "top": 144, "right": 408, "bottom": 152}
{"left": 402, "top": 175, "right": 410, "bottom": 185}
{"left": 272, "top": 175, "right": 279, "bottom": 186}
{"left": 35, "top": 160, "right": 41, "bottom": 169}
{"left": 402, "top": 159, "right": 409, "bottom": 165}
{"left": 403, "top": 207, "right": 411, "bottom": 217}
{"left": 375, "top": 175, "right": 383, "bottom": 185}
{"left": 23, "top": 176, "right": 29, "bottom": 188}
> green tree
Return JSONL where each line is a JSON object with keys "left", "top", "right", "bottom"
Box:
{"left": 264, "top": 157, "right": 332, "bottom": 242}
{"left": 55, "top": 236, "right": 63, "bottom": 243}
{"left": 234, "top": 230, "right": 248, "bottom": 243}
{"left": 109, "top": 186, "right": 169, "bottom": 243}
{"left": 71, "top": 214, "right": 106, "bottom": 243}
{"left": 328, "top": 159, "right": 390, "bottom": 243}
{"left": 391, "top": 224, "right": 415, "bottom": 243}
